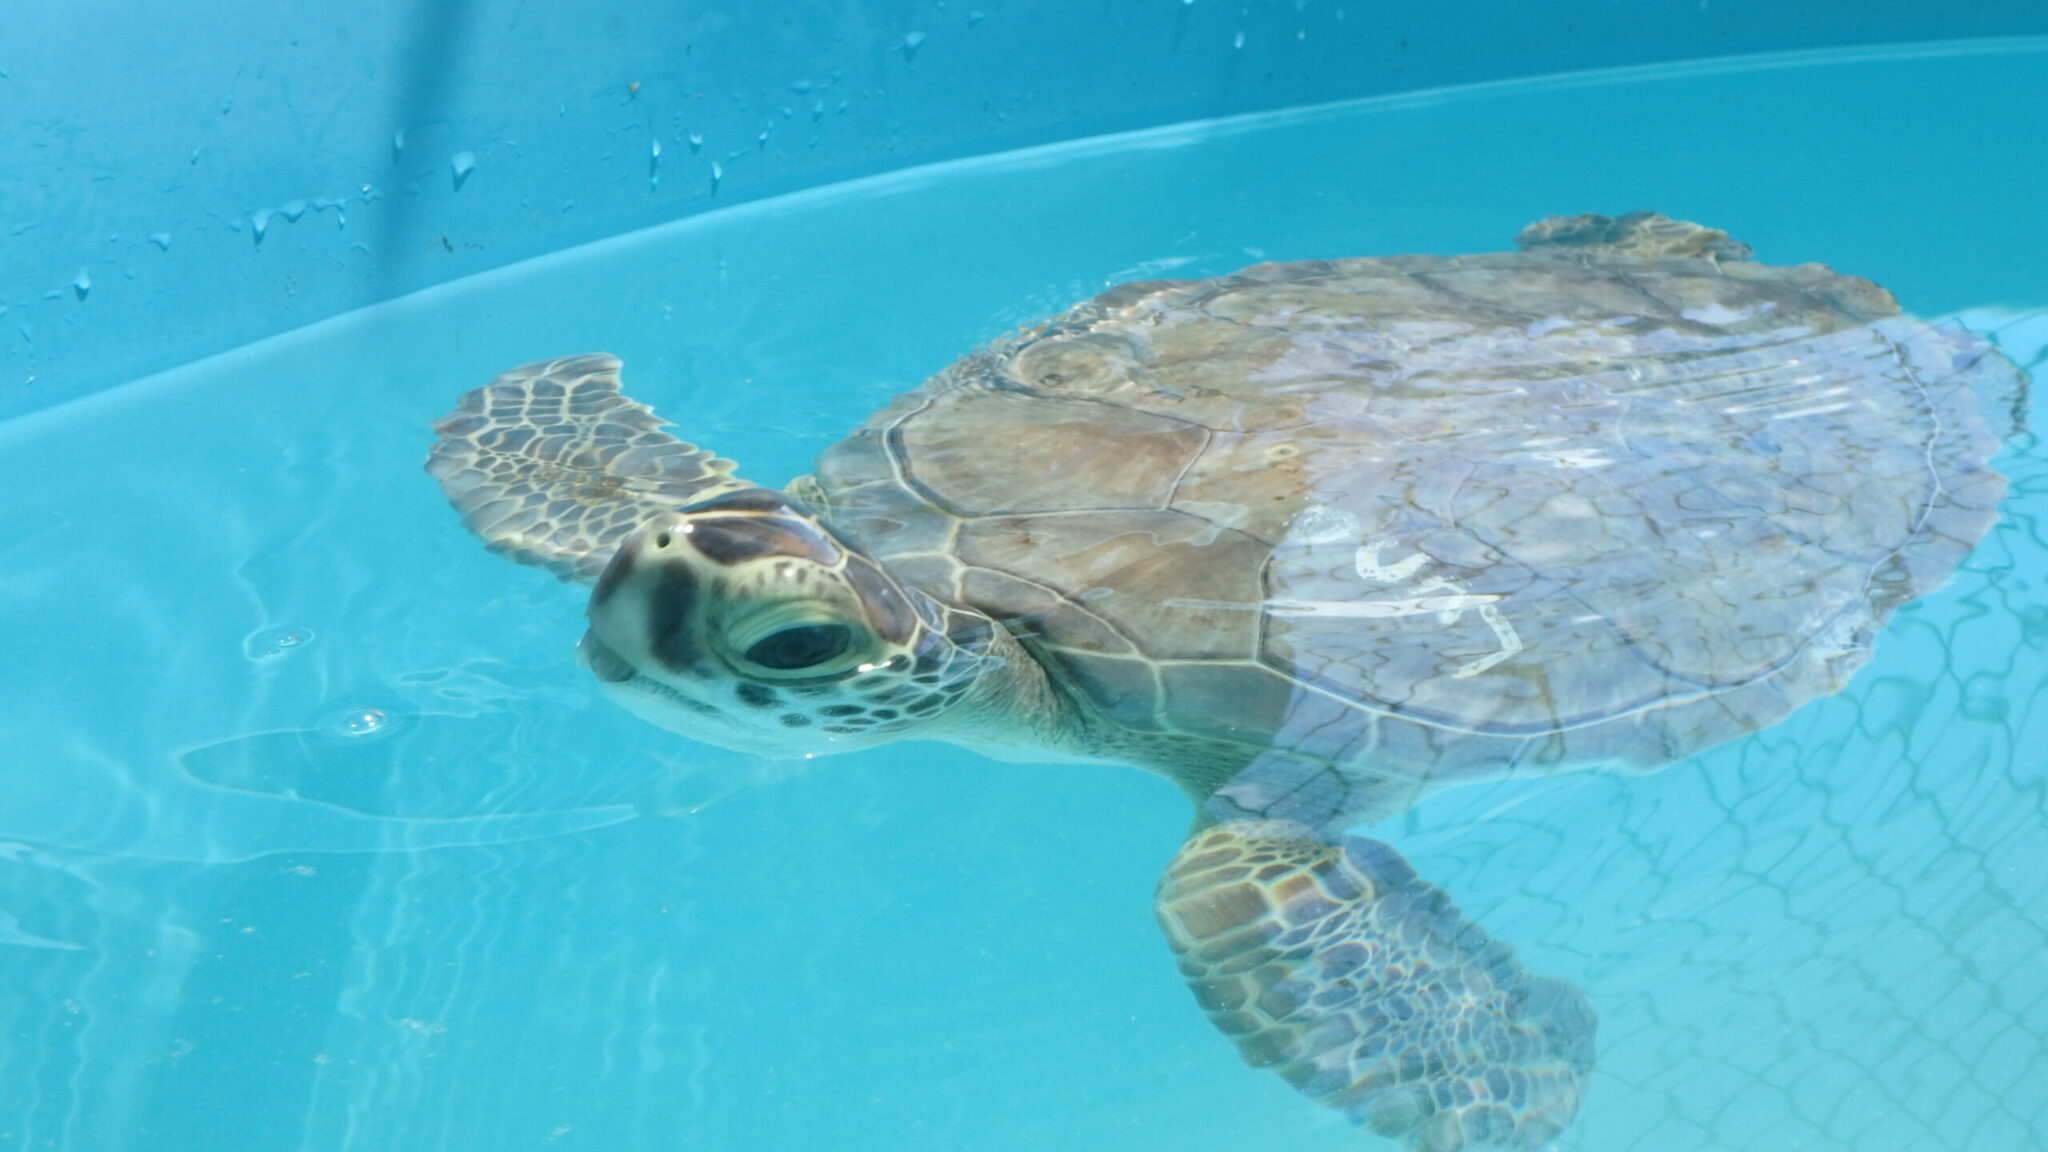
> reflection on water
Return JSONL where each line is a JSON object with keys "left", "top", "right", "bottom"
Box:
{"left": 0, "top": 41, "right": 2044, "bottom": 1152}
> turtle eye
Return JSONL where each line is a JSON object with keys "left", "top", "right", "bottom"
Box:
{"left": 743, "top": 624, "right": 853, "bottom": 671}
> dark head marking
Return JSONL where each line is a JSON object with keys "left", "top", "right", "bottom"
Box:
{"left": 687, "top": 516, "right": 843, "bottom": 567}
{"left": 646, "top": 567, "right": 701, "bottom": 670}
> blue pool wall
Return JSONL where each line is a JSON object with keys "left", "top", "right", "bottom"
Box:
{"left": 4, "top": 0, "right": 2044, "bottom": 416}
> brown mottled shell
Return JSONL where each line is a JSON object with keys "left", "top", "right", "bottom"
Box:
{"left": 812, "top": 217, "right": 2019, "bottom": 822}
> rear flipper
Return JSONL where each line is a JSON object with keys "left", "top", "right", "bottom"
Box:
{"left": 1154, "top": 820, "right": 1594, "bottom": 1152}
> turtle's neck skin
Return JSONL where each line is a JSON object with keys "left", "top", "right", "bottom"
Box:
{"left": 930, "top": 613, "right": 1076, "bottom": 754}
{"left": 937, "top": 612, "right": 1274, "bottom": 806}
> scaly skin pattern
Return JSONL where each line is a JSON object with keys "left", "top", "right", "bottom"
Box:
{"left": 1158, "top": 821, "right": 1595, "bottom": 1151}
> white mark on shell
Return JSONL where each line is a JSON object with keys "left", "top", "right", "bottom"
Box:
{"left": 1350, "top": 540, "right": 1525, "bottom": 679}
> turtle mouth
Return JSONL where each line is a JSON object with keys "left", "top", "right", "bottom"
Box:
{"left": 577, "top": 631, "right": 638, "bottom": 684}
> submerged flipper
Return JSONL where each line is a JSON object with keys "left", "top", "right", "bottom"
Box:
{"left": 427, "top": 354, "right": 750, "bottom": 582}
{"left": 1155, "top": 820, "right": 1594, "bottom": 1152}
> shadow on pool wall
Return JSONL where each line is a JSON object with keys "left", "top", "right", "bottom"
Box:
{"left": 4, "top": 0, "right": 2046, "bottom": 414}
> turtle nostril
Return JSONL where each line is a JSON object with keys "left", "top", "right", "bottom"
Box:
{"left": 654, "top": 531, "right": 672, "bottom": 549}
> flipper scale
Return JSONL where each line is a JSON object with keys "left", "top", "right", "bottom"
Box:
{"left": 1157, "top": 820, "right": 1594, "bottom": 1152}
{"left": 426, "top": 355, "right": 749, "bottom": 581}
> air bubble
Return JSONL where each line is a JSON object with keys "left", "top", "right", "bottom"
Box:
{"left": 244, "top": 627, "right": 316, "bottom": 660}
{"left": 324, "top": 708, "right": 392, "bottom": 739}
{"left": 1959, "top": 675, "right": 2008, "bottom": 723}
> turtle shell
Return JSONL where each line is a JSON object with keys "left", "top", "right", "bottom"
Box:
{"left": 812, "top": 215, "right": 2020, "bottom": 825}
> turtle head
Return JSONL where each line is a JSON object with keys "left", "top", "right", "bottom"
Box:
{"left": 577, "top": 487, "right": 998, "bottom": 755}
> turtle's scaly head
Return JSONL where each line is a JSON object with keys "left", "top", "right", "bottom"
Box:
{"left": 578, "top": 488, "right": 998, "bottom": 755}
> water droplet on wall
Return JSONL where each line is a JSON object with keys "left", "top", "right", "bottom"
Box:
{"left": 392, "top": 128, "right": 406, "bottom": 154}
{"left": 451, "top": 151, "right": 477, "bottom": 191}
{"left": 148, "top": 232, "right": 172, "bottom": 251}
{"left": 900, "top": 31, "right": 927, "bottom": 61}
{"left": 279, "top": 199, "right": 308, "bottom": 222}
{"left": 251, "top": 208, "right": 272, "bottom": 244}
{"left": 688, "top": 132, "right": 703, "bottom": 152}
{"left": 71, "top": 269, "right": 91, "bottom": 300}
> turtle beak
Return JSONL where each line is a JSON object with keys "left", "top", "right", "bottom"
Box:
{"left": 576, "top": 630, "right": 637, "bottom": 683}
{"left": 590, "top": 514, "right": 692, "bottom": 612}
{"left": 586, "top": 517, "right": 715, "bottom": 677}
{"left": 589, "top": 540, "right": 639, "bottom": 613}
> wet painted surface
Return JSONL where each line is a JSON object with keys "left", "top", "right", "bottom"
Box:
{"left": 8, "top": 4, "right": 2048, "bottom": 410}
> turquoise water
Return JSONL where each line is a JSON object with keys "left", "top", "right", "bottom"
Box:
{"left": 2, "top": 40, "right": 2045, "bottom": 1151}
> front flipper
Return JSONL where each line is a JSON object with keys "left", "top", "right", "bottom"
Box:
{"left": 427, "top": 354, "right": 751, "bottom": 581}
{"left": 1155, "top": 820, "right": 1594, "bottom": 1152}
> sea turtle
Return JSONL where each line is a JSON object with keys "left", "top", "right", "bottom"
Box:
{"left": 426, "top": 213, "right": 2020, "bottom": 1151}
